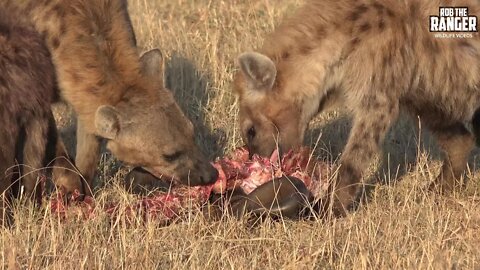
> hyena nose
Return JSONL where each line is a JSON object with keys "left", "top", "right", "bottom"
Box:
{"left": 201, "top": 163, "right": 218, "bottom": 185}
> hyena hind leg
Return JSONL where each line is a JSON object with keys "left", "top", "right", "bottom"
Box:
{"left": 327, "top": 102, "right": 400, "bottom": 217}
{"left": 428, "top": 123, "right": 475, "bottom": 193}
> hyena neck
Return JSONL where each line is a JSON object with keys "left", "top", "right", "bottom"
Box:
{"left": 11, "top": 0, "right": 143, "bottom": 133}
{"left": 260, "top": 2, "right": 350, "bottom": 124}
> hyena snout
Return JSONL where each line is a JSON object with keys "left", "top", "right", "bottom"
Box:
{"left": 200, "top": 162, "right": 219, "bottom": 185}
{"left": 243, "top": 127, "right": 278, "bottom": 157}
{"left": 180, "top": 159, "right": 218, "bottom": 186}
{"left": 247, "top": 143, "right": 275, "bottom": 158}
{"left": 247, "top": 135, "right": 297, "bottom": 158}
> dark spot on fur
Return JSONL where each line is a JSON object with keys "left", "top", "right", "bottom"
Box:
{"left": 90, "top": 86, "right": 102, "bottom": 96}
{"left": 13, "top": 46, "right": 22, "bottom": 54}
{"left": 458, "top": 40, "right": 478, "bottom": 56}
{"left": 361, "top": 130, "right": 371, "bottom": 141}
{"left": 409, "top": 2, "right": 419, "bottom": 18}
{"left": 385, "top": 8, "right": 395, "bottom": 18}
{"left": 350, "top": 143, "right": 361, "bottom": 152}
{"left": 389, "top": 104, "right": 397, "bottom": 115}
{"left": 51, "top": 37, "right": 60, "bottom": 49}
{"left": 382, "top": 53, "right": 392, "bottom": 70}
{"left": 458, "top": 40, "right": 471, "bottom": 48}
{"left": 273, "top": 73, "right": 283, "bottom": 90}
{"left": 378, "top": 19, "right": 385, "bottom": 30}
{"left": 13, "top": 56, "right": 28, "bottom": 70}
{"left": 70, "top": 73, "right": 82, "bottom": 84}
{"left": 76, "top": 33, "right": 85, "bottom": 44}
{"left": 85, "top": 63, "right": 96, "bottom": 69}
{"left": 362, "top": 98, "right": 378, "bottom": 109}
{"left": 97, "top": 79, "right": 107, "bottom": 88}
{"left": 348, "top": 4, "right": 368, "bottom": 22}
{"left": 316, "top": 27, "right": 326, "bottom": 38}
{"left": 281, "top": 51, "right": 290, "bottom": 60}
{"left": 342, "top": 163, "right": 361, "bottom": 185}
{"left": 358, "top": 121, "right": 366, "bottom": 131}
{"left": 350, "top": 37, "right": 361, "bottom": 49}
{"left": 368, "top": 150, "right": 377, "bottom": 160}
{"left": 52, "top": 4, "right": 66, "bottom": 18}
{"left": 299, "top": 45, "right": 313, "bottom": 55}
{"left": 400, "top": 46, "right": 408, "bottom": 60}
{"left": 399, "top": 19, "right": 409, "bottom": 37}
{"left": 0, "top": 76, "right": 7, "bottom": 87}
{"left": 378, "top": 113, "right": 387, "bottom": 124}
{"left": 372, "top": 1, "right": 385, "bottom": 14}
{"left": 0, "top": 24, "right": 10, "bottom": 36}
{"left": 45, "top": 4, "right": 63, "bottom": 21}
{"left": 359, "top": 23, "right": 371, "bottom": 32}
{"left": 59, "top": 23, "right": 67, "bottom": 38}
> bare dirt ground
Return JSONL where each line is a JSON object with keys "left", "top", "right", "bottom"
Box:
{"left": 2, "top": 1, "right": 480, "bottom": 269}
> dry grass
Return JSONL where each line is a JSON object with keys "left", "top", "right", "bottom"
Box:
{"left": 2, "top": 0, "right": 480, "bottom": 269}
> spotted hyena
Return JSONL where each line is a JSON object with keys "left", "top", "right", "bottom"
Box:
{"left": 233, "top": 0, "right": 480, "bottom": 216}
{"left": 0, "top": 11, "right": 81, "bottom": 225}
{"left": 3, "top": 0, "right": 218, "bottom": 196}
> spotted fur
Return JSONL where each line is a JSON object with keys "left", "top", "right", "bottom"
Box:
{"left": 234, "top": 0, "right": 480, "bottom": 216}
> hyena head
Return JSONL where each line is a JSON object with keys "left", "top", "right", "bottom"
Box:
{"left": 234, "top": 52, "right": 309, "bottom": 157}
{"left": 94, "top": 49, "right": 218, "bottom": 186}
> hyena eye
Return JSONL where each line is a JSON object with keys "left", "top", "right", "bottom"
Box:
{"left": 163, "top": 151, "right": 183, "bottom": 162}
{"left": 247, "top": 126, "right": 256, "bottom": 141}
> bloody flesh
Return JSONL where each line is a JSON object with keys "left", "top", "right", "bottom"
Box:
{"left": 49, "top": 147, "right": 332, "bottom": 222}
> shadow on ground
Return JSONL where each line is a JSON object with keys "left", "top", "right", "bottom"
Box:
{"left": 305, "top": 113, "right": 480, "bottom": 205}
{"left": 165, "top": 52, "right": 227, "bottom": 159}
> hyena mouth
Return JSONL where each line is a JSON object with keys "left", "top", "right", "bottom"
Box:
{"left": 142, "top": 167, "right": 178, "bottom": 183}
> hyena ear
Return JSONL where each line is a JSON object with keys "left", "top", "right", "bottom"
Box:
{"left": 140, "top": 49, "right": 164, "bottom": 86}
{"left": 238, "top": 52, "right": 277, "bottom": 91}
{"left": 95, "top": 105, "right": 121, "bottom": 140}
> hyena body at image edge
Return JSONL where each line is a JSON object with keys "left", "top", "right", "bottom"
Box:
{"left": 2, "top": 0, "right": 218, "bottom": 196}
{"left": 0, "top": 11, "right": 80, "bottom": 226}
{"left": 234, "top": 0, "right": 480, "bottom": 216}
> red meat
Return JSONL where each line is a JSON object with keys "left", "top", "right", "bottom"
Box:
{"left": 48, "top": 146, "right": 332, "bottom": 222}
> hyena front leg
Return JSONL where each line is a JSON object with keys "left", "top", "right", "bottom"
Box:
{"left": 0, "top": 168, "right": 13, "bottom": 227}
{"left": 75, "top": 120, "right": 101, "bottom": 197}
{"left": 328, "top": 100, "right": 399, "bottom": 217}
{"left": 0, "top": 134, "right": 16, "bottom": 227}
{"left": 428, "top": 123, "right": 474, "bottom": 192}
{"left": 52, "top": 138, "right": 85, "bottom": 195}
{"left": 22, "top": 116, "right": 49, "bottom": 204}
{"left": 45, "top": 113, "right": 85, "bottom": 197}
